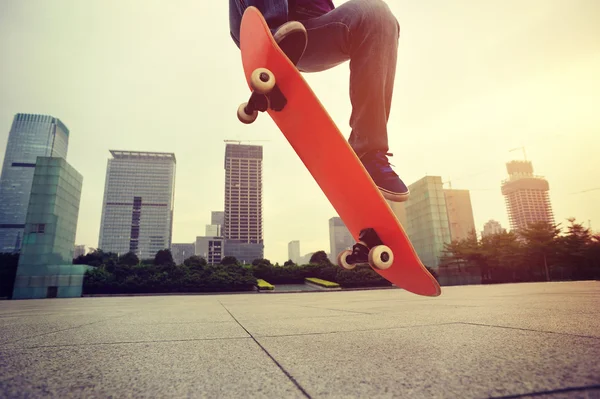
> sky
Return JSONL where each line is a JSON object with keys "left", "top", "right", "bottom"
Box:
{"left": 0, "top": 0, "right": 599, "bottom": 264}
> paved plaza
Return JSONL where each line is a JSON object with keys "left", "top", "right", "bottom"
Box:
{"left": 1, "top": 281, "right": 599, "bottom": 398}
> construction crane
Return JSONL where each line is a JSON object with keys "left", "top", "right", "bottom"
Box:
{"left": 509, "top": 146, "right": 527, "bottom": 160}
{"left": 223, "top": 139, "right": 271, "bottom": 145}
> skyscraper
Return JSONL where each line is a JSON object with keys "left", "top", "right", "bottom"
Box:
{"left": 12, "top": 157, "right": 86, "bottom": 299}
{"left": 223, "top": 144, "right": 263, "bottom": 262}
{"left": 0, "top": 113, "right": 69, "bottom": 252}
{"left": 404, "top": 176, "right": 452, "bottom": 269}
{"left": 444, "top": 189, "right": 476, "bottom": 241}
{"left": 329, "top": 217, "right": 354, "bottom": 262}
{"left": 211, "top": 211, "right": 225, "bottom": 227}
{"left": 501, "top": 160, "right": 554, "bottom": 231}
{"left": 481, "top": 219, "right": 506, "bottom": 237}
{"left": 288, "top": 240, "right": 300, "bottom": 263}
{"left": 98, "top": 150, "right": 176, "bottom": 259}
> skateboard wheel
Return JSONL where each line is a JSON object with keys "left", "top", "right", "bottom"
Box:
{"left": 250, "top": 68, "right": 276, "bottom": 94}
{"left": 337, "top": 249, "right": 355, "bottom": 270}
{"left": 237, "top": 102, "right": 258, "bottom": 124}
{"left": 368, "top": 245, "right": 393, "bottom": 270}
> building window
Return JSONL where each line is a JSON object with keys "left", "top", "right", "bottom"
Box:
{"left": 32, "top": 224, "right": 45, "bottom": 233}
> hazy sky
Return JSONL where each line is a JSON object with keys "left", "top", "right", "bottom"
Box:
{"left": 1, "top": 0, "right": 599, "bottom": 263}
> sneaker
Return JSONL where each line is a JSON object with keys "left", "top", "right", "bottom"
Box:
{"left": 273, "top": 21, "right": 307, "bottom": 66}
{"left": 359, "top": 151, "right": 410, "bottom": 202}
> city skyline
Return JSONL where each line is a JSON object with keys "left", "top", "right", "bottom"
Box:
{"left": 1, "top": 0, "right": 598, "bottom": 263}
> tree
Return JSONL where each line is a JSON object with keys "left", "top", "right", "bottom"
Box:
{"left": 252, "top": 258, "right": 272, "bottom": 266}
{"left": 220, "top": 256, "right": 239, "bottom": 266}
{"left": 284, "top": 259, "right": 296, "bottom": 266}
{"left": 154, "top": 249, "right": 174, "bottom": 266}
{"left": 184, "top": 256, "right": 207, "bottom": 269}
{"left": 118, "top": 252, "right": 139, "bottom": 266}
{"left": 74, "top": 249, "right": 117, "bottom": 267}
{"left": 309, "top": 250, "right": 331, "bottom": 265}
{"left": 518, "top": 221, "right": 561, "bottom": 281}
{"left": 558, "top": 218, "right": 594, "bottom": 280}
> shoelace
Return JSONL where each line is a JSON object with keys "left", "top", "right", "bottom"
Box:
{"left": 374, "top": 152, "right": 395, "bottom": 169}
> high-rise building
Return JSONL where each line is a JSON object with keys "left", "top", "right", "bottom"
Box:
{"left": 98, "top": 150, "right": 176, "bottom": 260}
{"left": 223, "top": 144, "right": 263, "bottom": 262}
{"left": 404, "top": 176, "right": 452, "bottom": 269}
{"left": 388, "top": 201, "right": 407, "bottom": 228}
{"left": 444, "top": 189, "right": 476, "bottom": 241}
{"left": 329, "top": 217, "right": 354, "bottom": 262}
{"left": 195, "top": 236, "right": 224, "bottom": 265}
{"left": 481, "top": 219, "right": 506, "bottom": 237}
{"left": 171, "top": 243, "right": 195, "bottom": 265}
{"left": 0, "top": 113, "right": 69, "bottom": 252}
{"left": 205, "top": 224, "right": 221, "bottom": 236}
{"left": 211, "top": 211, "right": 224, "bottom": 227}
{"left": 288, "top": 240, "right": 300, "bottom": 263}
{"left": 73, "top": 244, "right": 86, "bottom": 259}
{"left": 501, "top": 160, "right": 554, "bottom": 231}
{"left": 12, "top": 157, "right": 88, "bottom": 299}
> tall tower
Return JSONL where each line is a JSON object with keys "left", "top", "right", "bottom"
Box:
{"left": 501, "top": 160, "right": 554, "bottom": 231}
{"left": 223, "top": 144, "right": 263, "bottom": 263}
{"left": 98, "top": 150, "right": 176, "bottom": 259}
{"left": 0, "top": 113, "right": 69, "bottom": 252}
{"left": 329, "top": 217, "right": 354, "bottom": 261}
{"left": 481, "top": 219, "right": 505, "bottom": 237}
{"left": 404, "top": 176, "right": 452, "bottom": 269}
{"left": 444, "top": 189, "right": 476, "bottom": 241}
{"left": 288, "top": 240, "right": 300, "bottom": 263}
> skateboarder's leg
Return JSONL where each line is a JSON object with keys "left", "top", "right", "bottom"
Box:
{"left": 295, "top": 0, "right": 409, "bottom": 202}
{"left": 229, "top": 0, "right": 307, "bottom": 65}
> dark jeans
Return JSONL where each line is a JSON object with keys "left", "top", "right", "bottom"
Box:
{"left": 229, "top": 0, "right": 399, "bottom": 157}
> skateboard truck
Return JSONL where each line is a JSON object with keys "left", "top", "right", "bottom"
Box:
{"left": 337, "top": 228, "right": 394, "bottom": 271}
{"left": 237, "top": 68, "right": 288, "bottom": 124}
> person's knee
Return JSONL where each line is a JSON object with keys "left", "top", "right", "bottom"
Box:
{"left": 356, "top": 0, "right": 399, "bottom": 39}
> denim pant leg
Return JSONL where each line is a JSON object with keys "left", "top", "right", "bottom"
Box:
{"left": 229, "top": 0, "right": 289, "bottom": 48}
{"left": 296, "top": 0, "right": 400, "bottom": 158}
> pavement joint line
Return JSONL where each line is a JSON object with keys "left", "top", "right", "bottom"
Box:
{"left": 294, "top": 304, "right": 375, "bottom": 315}
{"left": 253, "top": 322, "right": 463, "bottom": 338}
{"left": 218, "top": 300, "right": 312, "bottom": 399}
{"left": 488, "top": 383, "right": 600, "bottom": 398}
{"left": 461, "top": 322, "right": 600, "bottom": 340}
{"left": 2, "top": 336, "right": 252, "bottom": 350}
{"left": 0, "top": 313, "right": 133, "bottom": 348}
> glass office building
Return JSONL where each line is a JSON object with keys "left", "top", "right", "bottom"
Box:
{"left": 12, "top": 157, "right": 88, "bottom": 299}
{"left": 0, "top": 114, "right": 69, "bottom": 253}
{"left": 329, "top": 217, "right": 354, "bottom": 262}
{"left": 404, "top": 176, "right": 452, "bottom": 269}
{"left": 98, "top": 150, "right": 176, "bottom": 260}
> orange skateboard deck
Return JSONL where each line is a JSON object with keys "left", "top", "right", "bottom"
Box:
{"left": 236, "top": 6, "right": 441, "bottom": 297}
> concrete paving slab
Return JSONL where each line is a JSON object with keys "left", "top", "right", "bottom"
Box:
{"left": 1, "top": 281, "right": 599, "bottom": 398}
{"left": 256, "top": 323, "right": 600, "bottom": 398}
{"left": 0, "top": 339, "right": 305, "bottom": 398}
{"left": 3, "top": 319, "right": 249, "bottom": 349}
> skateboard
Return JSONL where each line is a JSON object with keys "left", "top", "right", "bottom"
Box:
{"left": 236, "top": 6, "right": 441, "bottom": 297}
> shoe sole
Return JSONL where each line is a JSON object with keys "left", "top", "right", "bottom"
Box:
{"left": 273, "top": 21, "right": 307, "bottom": 65}
{"left": 379, "top": 187, "right": 410, "bottom": 202}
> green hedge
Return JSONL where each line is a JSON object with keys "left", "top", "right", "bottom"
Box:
{"left": 252, "top": 263, "right": 391, "bottom": 288}
{"left": 81, "top": 260, "right": 393, "bottom": 295}
{"left": 83, "top": 263, "right": 257, "bottom": 295}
